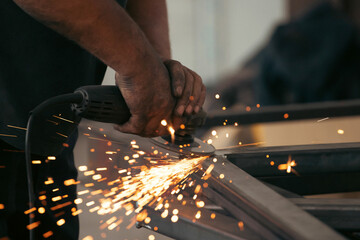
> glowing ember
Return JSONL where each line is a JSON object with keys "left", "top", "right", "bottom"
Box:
{"left": 38, "top": 207, "right": 45, "bottom": 214}
{"left": 196, "top": 201, "right": 205, "bottom": 208}
{"left": 57, "top": 219, "right": 65, "bottom": 226}
{"left": 171, "top": 215, "right": 179, "bottom": 222}
{"left": 238, "top": 221, "right": 244, "bottom": 231}
{"left": 195, "top": 210, "right": 201, "bottom": 219}
{"left": 161, "top": 120, "right": 167, "bottom": 126}
{"left": 168, "top": 126, "right": 175, "bottom": 143}
{"left": 337, "top": 129, "right": 344, "bottom": 135}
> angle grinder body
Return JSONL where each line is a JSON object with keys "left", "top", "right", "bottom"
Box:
{"left": 72, "top": 85, "right": 215, "bottom": 157}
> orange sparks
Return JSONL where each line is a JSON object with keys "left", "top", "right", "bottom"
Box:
{"left": 26, "top": 221, "right": 40, "bottom": 230}
{"left": 168, "top": 126, "right": 175, "bottom": 143}
{"left": 64, "top": 179, "right": 77, "bottom": 186}
{"left": 43, "top": 231, "right": 53, "bottom": 238}
{"left": 161, "top": 120, "right": 167, "bottom": 126}
{"left": 82, "top": 236, "right": 94, "bottom": 240}
{"left": 196, "top": 201, "right": 205, "bottom": 208}
{"left": 38, "top": 207, "right": 45, "bottom": 214}
{"left": 337, "top": 129, "right": 344, "bottom": 135}
{"left": 24, "top": 207, "right": 36, "bottom": 215}
{"left": 284, "top": 113, "right": 289, "bottom": 119}
{"left": 171, "top": 215, "right": 179, "bottom": 223}
{"left": 238, "top": 221, "right": 244, "bottom": 231}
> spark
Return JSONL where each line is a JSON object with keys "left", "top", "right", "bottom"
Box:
{"left": 38, "top": 207, "right": 45, "bottom": 214}
{"left": 161, "top": 120, "right": 167, "bottom": 126}
{"left": 7, "top": 125, "right": 27, "bottom": 130}
{"left": 196, "top": 201, "right": 205, "bottom": 208}
{"left": 211, "top": 130, "right": 217, "bottom": 136}
{"left": 90, "top": 156, "right": 208, "bottom": 216}
{"left": 238, "top": 221, "right": 244, "bottom": 231}
{"left": 27, "top": 221, "right": 40, "bottom": 230}
{"left": 56, "top": 219, "right": 65, "bottom": 226}
{"left": 317, "top": 117, "right": 329, "bottom": 122}
{"left": 278, "top": 155, "right": 297, "bottom": 174}
{"left": 168, "top": 126, "right": 175, "bottom": 143}
{"left": 52, "top": 115, "right": 74, "bottom": 123}
{"left": 195, "top": 211, "right": 201, "bottom": 219}
{"left": 43, "top": 231, "right": 53, "bottom": 238}
{"left": 215, "top": 94, "right": 220, "bottom": 99}
{"left": 171, "top": 215, "right": 179, "bottom": 222}
{"left": 337, "top": 129, "right": 344, "bottom": 135}
{"left": 0, "top": 133, "right": 17, "bottom": 137}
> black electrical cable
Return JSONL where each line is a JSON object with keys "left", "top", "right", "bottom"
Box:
{"left": 25, "top": 93, "right": 83, "bottom": 240}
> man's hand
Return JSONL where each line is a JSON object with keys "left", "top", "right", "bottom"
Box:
{"left": 114, "top": 59, "right": 183, "bottom": 137}
{"left": 164, "top": 60, "right": 206, "bottom": 116}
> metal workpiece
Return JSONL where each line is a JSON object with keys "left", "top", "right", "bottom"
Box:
{"left": 289, "top": 198, "right": 360, "bottom": 231}
{"left": 199, "top": 156, "right": 345, "bottom": 240}
{"left": 137, "top": 200, "right": 259, "bottom": 240}
{"left": 206, "top": 99, "right": 360, "bottom": 126}
{"left": 223, "top": 142, "right": 360, "bottom": 195}
{"left": 224, "top": 142, "right": 360, "bottom": 176}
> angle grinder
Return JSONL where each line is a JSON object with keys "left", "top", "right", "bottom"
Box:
{"left": 72, "top": 85, "right": 215, "bottom": 156}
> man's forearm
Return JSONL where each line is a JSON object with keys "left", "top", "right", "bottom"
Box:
{"left": 13, "top": 0, "right": 161, "bottom": 76}
{"left": 126, "top": 0, "right": 171, "bottom": 59}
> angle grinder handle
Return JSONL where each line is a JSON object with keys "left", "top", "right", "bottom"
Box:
{"left": 71, "top": 85, "right": 131, "bottom": 124}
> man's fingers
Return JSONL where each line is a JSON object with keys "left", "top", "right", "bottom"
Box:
{"left": 164, "top": 60, "right": 185, "bottom": 97}
{"left": 175, "top": 69, "right": 194, "bottom": 116}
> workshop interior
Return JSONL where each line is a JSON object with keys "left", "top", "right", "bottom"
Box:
{"left": 3, "top": 0, "right": 360, "bottom": 239}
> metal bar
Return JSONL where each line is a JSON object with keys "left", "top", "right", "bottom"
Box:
{"left": 260, "top": 172, "right": 360, "bottom": 195}
{"left": 289, "top": 198, "right": 360, "bottom": 230}
{"left": 200, "top": 156, "right": 345, "bottom": 240}
{"left": 224, "top": 142, "right": 360, "bottom": 177}
{"left": 205, "top": 99, "right": 360, "bottom": 126}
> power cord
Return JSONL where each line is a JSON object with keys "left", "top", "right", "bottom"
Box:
{"left": 25, "top": 93, "right": 83, "bottom": 240}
